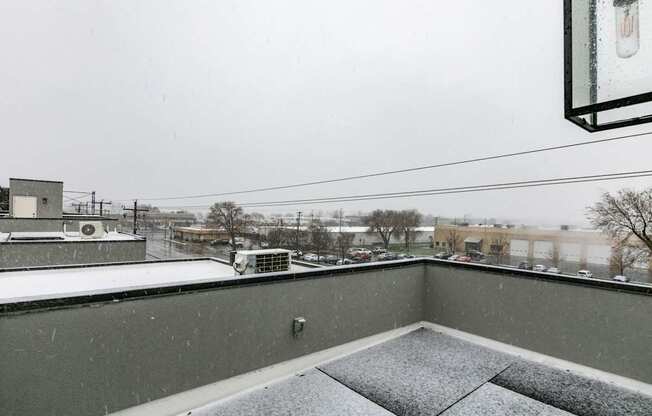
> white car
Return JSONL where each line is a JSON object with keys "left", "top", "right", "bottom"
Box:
{"left": 448, "top": 254, "right": 460, "bottom": 261}
{"left": 577, "top": 270, "right": 593, "bottom": 278}
{"left": 303, "top": 253, "right": 319, "bottom": 262}
{"left": 547, "top": 267, "right": 561, "bottom": 274}
{"left": 533, "top": 265, "right": 547, "bottom": 272}
{"left": 612, "top": 275, "right": 630, "bottom": 282}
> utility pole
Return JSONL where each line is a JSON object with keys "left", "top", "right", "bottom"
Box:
{"left": 296, "top": 211, "right": 303, "bottom": 253}
{"left": 338, "top": 208, "right": 343, "bottom": 260}
{"left": 91, "top": 191, "right": 96, "bottom": 215}
{"left": 89, "top": 198, "right": 112, "bottom": 216}
{"left": 122, "top": 200, "right": 149, "bottom": 235}
{"left": 433, "top": 216, "right": 439, "bottom": 249}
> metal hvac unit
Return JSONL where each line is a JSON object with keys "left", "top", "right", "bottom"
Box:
{"left": 233, "top": 249, "right": 292, "bottom": 275}
{"left": 79, "top": 221, "right": 105, "bottom": 239}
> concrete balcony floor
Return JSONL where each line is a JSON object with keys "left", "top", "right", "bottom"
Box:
{"left": 190, "top": 328, "right": 652, "bottom": 416}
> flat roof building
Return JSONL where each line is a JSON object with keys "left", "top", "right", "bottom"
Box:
{"left": 0, "top": 177, "right": 117, "bottom": 233}
{"left": 0, "top": 230, "right": 146, "bottom": 269}
{"left": 0, "top": 177, "right": 140, "bottom": 267}
{"left": 173, "top": 226, "right": 230, "bottom": 242}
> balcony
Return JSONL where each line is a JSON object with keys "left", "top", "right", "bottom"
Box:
{"left": 1, "top": 258, "right": 651, "bottom": 415}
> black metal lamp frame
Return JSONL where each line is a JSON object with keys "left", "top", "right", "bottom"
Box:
{"left": 564, "top": 0, "right": 652, "bottom": 132}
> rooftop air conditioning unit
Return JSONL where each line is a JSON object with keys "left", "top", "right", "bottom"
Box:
{"left": 79, "top": 221, "right": 105, "bottom": 239}
{"left": 233, "top": 249, "right": 292, "bottom": 276}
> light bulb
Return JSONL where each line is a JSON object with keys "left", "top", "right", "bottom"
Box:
{"left": 614, "top": 0, "right": 640, "bottom": 58}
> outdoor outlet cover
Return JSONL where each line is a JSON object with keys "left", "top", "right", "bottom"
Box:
{"left": 293, "top": 317, "right": 306, "bottom": 337}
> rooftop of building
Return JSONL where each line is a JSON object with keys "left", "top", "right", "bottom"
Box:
{"left": 173, "top": 226, "right": 225, "bottom": 233}
{"left": 0, "top": 257, "right": 312, "bottom": 305}
{"left": 0, "top": 230, "right": 142, "bottom": 243}
{"left": 8, "top": 177, "right": 64, "bottom": 184}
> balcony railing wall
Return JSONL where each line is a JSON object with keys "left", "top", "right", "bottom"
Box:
{"left": 0, "top": 259, "right": 650, "bottom": 416}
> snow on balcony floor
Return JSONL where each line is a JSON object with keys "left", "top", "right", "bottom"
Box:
{"left": 193, "top": 328, "right": 652, "bottom": 416}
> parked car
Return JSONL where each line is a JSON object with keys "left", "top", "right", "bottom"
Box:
{"left": 434, "top": 252, "right": 452, "bottom": 260}
{"left": 403, "top": 254, "right": 416, "bottom": 259}
{"left": 547, "top": 267, "right": 561, "bottom": 274}
{"left": 468, "top": 250, "right": 486, "bottom": 261}
{"left": 533, "top": 264, "right": 547, "bottom": 272}
{"left": 291, "top": 250, "right": 303, "bottom": 258}
{"left": 352, "top": 252, "right": 372, "bottom": 261}
{"left": 577, "top": 270, "right": 593, "bottom": 278}
{"left": 378, "top": 252, "right": 398, "bottom": 261}
{"left": 448, "top": 254, "right": 460, "bottom": 261}
{"left": 336, "top": 258, "right": 353, "bottom": 266}
{"left": 456, "top": 255, "right": 472, "bottom": 262}
{"left": 324, "top": 255, "right": 339, "bottom": 265}
{"left": 303, "top": 253, "right": 319, "bottom": 262}
{"left": 612, "top": 275, "right": 630, "bottom": 282}
{"left": 372, "top": 247, "right": 387, "bottom": 254}
{"left": 518, "top": 262, "right": 532, "bottom": 270}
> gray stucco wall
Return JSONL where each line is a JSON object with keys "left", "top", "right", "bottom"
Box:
{"left": 0, "top": 239, "right": 146, "bottom": 268}
{"left": 0, "top": 265, "right": 424, "bottom": 416}
{"left": 0, "top": 217, "right": 118, "bottom": 233}
{"left": 424, "top": 263, "right": 652, "bottom": 384}
{"left": 9, "top": 178, "right": 63, "bottom": 218}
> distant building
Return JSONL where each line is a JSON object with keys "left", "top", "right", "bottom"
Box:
{"left": 0, "top": 231, "right": 146, "bottom": 269}
{"left": 0, "top": 177, "right": 143, "bottom": 268}
{"left": 432, "top": 223, "right": 650, "bottom": 269}
{"left": 0, "top": 178, "right": 117, "bottom": 233}
{"left": 173, "top": 226, "right": 230, "bottom": 242}
{"left": 112, "top": 208, "right": 196, "bottom": 231}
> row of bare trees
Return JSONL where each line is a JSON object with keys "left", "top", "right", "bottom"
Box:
{"left": 364, "top": 209, "right": 423, "bottom": 250}
{"left": 206, "top": 188, "right": 651, "bottom": 274}
{"left": 266, "top": 218, "right": 355, "bottom": 258}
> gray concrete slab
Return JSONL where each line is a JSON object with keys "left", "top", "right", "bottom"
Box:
{"left": 318, "top": 328, "right": 515, "bottom": 415}
{"left": 191, "top": 369, "right": 394, "bottom": 416}
{"left": 492, "top": 360, "right": 652, "bottom": 416}
{"left": 441, "top": 383, "right": 573, "bottom": 416}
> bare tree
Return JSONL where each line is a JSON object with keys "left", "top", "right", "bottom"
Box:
{"left": 588, "top": 189, "right": 652, "bottom": 252}
{"left": 446, "top": 229, "right": 462, "bottom": 254}
{"left": 0, "top": 186, "right": 8, "bottom": 211}
{"left": 544, "top": 247, "right": 561, "bottom": 268}
{"left": 208, "top": 201, "right": 251, "bottom": 251}
{"left": 267, "top": 224, "right": 293, "bottom": 249}
{"left": 309, "top": 220, "right": 332, "bottom": 261}
{"left": 395, "top": 209, "right": 423, "bottom": 251}
{"left": 364, "top": 209, "right": 398, "bottom": 249}
{"left": 336, "top": 232, "right": 355, "bottom": 260}
{"left": 489, "top": 234, "right": 510, "bottom": 264}
{"left": 610, "top": 240, "right": 650, "bottom": 276}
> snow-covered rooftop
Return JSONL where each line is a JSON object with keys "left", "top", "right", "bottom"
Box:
{"left": 0, "top": 231, "right": 142, "bottom": 243}
{"left": 0, "top": 258, "right": 311, "bottom": 304}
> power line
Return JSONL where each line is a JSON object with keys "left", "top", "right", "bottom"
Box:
{"left": 241, "top": 172, "right": 652, "bottom": 208}
{"left": 115, "top": 130, "right": 652, "bottom": 202}
{"left": 151, "top": 169, "right": 652, "bottom": 209}
{"left": 239, "top": 170, "right": 652, "bottom": 206}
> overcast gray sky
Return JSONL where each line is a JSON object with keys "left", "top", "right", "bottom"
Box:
{"left": 1, "top": 0, "right": 650, "bottom": 225}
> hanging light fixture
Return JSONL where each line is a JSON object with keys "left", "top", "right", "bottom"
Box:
{"left": 564, "top": 0, "right": 651, "bottom": 132}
